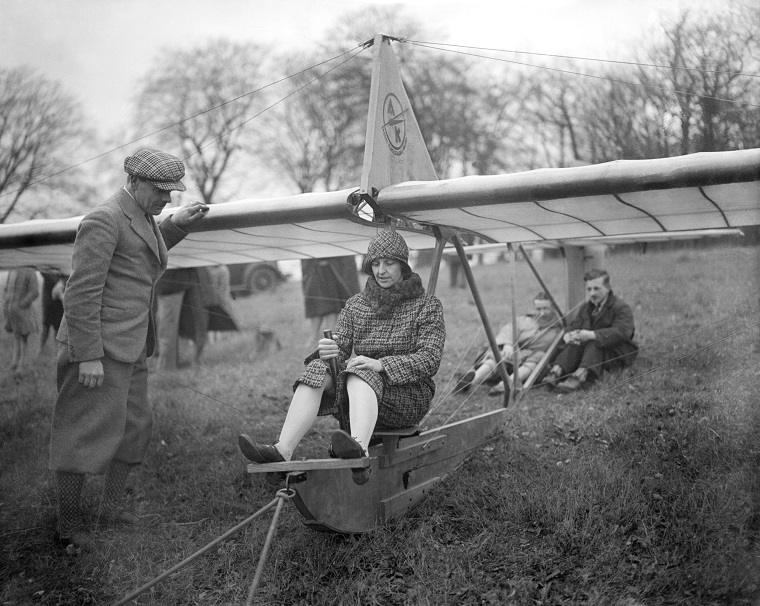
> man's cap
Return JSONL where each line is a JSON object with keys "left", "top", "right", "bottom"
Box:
{"left": 124, "top": 148, "right": 186, "bottom": 191}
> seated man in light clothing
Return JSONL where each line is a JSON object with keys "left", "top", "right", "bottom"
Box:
{"left": 455, "top": 292, "right": 561, "bottom": 396}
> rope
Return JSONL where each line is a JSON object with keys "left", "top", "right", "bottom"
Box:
{"left": 111, "top": 487, "right": 295, "bottom": 606}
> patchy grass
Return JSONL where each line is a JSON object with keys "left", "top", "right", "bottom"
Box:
{"left": 1, "top": 245, "right": 759, "bottom": 605}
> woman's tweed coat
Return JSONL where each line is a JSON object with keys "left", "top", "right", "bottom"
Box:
{"left": 296, "top": 276, "right": 446, "bottom": 429}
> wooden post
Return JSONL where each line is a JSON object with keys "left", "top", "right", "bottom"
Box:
{"left": 564, "top": 244, "right": 607, "bottom": 313}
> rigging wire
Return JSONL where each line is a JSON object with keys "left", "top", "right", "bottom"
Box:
{"left": 4, "top": 36, "right": 756, "bottom": 203}
{"left": 405, "top": 39, "right": 760, "bottom": 79}
{"left": 189, "top": 46, "right": 369, "bottom": 158}
{"left": 416, "top": 299, "right": 760, "bottom": 438}
{"left": 0, "top": 43, "right": 366, "bottom": 200}
{"left": 409, "top": 317, "right": 760, "bottom": 474}
{"left": 423, "top": 300, "right": 583, "bottom": 429}
{"left": 404, "top": 40, "right": 760, "bottom": 110}
{"left": 150, "top": 362, "right": 332, "bottom": 448}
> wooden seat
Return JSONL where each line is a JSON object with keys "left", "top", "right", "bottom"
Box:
{"left": 370, "top": 425, "right": 421, "bottom": 456}
{"left": 372, "top": 425, "right": 420, "bottom": 437}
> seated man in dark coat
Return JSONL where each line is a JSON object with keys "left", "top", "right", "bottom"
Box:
{"left": 542, "top": 268, "right": 638, "bottom": 392}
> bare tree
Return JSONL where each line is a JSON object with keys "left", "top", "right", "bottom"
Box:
{"left": 0, "top": 67, "right": 86, "bottom": 223}
{"left": 523, "top": 67, "right": 588, "bottom": 168}
{"left": 134, "top": 39, "right": 269, "bottom": 204}
{"left": 262, "top": 52, "right": 369, "bottom": 193}
{"left": 638, "top": 8, "right": 757, "bottom": 154}
{"left": 264, "top": 6, "right": 532, "bottom": 191}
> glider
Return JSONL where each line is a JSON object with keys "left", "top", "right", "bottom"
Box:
{"left": 1, "top": 34, "right": 758, "bottom": 534}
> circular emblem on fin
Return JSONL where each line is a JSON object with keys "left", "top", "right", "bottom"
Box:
{"left": 382, "top": 93, "right": 407, "bottom": 156}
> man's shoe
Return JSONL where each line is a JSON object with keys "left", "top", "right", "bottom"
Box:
{"left": 238, "top": 435, "right": 285, "bottom": 464}
{"left": 330, "top": 430, "right": 366, "bottom": 459}
{"left": 97, "top": 508, "right": 161, "bottom": 528}
{"left": 54, "top": 528, "right": 92, "bottom": 552}
{"left": 541, "top": 370, "right": 562, "bottom": 389}
{"left": 454, "top": 370, "right": 475, "bottom": 393}
{"left": 555, "top": 375, "right": 583, "bottom": 393}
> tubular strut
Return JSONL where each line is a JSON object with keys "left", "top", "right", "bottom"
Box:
{"left": 451, "top": 232, "right": 511, "bottom": 407}
{"left": 112, "top": 488, "right": 295, "bottom": 606}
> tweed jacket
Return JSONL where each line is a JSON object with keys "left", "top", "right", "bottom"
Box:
{"left": 57, "top": 188, "right": 188, "bottom": 363}
{"left": 297, "top": 278, "right": 446, "bottom": 428}
{"left": 568, "top": 290, "right": 638, "bottom": 352}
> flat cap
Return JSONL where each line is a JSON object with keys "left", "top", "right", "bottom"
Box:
{"left": 124, "top": 148, "right": 186, "bottom": 191}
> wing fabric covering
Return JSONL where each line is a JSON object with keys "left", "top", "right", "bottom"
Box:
{"left": 378, "top": 149, "right": 760, "bottom": 244}
{"left": 0, "top": 149, "right": 759, "bottom": 272}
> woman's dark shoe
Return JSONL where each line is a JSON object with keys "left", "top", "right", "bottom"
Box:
{"left": 238, "top": 435, "right": 284, "bottom": 464}
{"left": 330, "top": 430, "right": 366, "bottom": 459}
{"left": 331, "top": 430, "right": 371, "bottom": 485}
{"left": 454, "top": 370, "right": 475, "bottom": 393}
{"left": 351, "top": 466, "right": 372, "bottom": 486}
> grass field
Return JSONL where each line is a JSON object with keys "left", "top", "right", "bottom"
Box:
{"left": 1, "top": 244, "right": 759, "bottom": 605}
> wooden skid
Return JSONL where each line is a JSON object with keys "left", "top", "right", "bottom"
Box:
{"left": 284, "top": 408, "right": 510, "bottom": 534}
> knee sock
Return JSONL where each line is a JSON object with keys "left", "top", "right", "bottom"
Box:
{"left": 56, "top": 472, "right": 85, "bottom": 537}
{"left": 277, "top": 387, "right": 321, "bottom": 460}
{"left": 346, "top": 378, "right": 378, "bottom": 453}
{"left": 348, "top": 403, "right": 378, "bottom": 454}
{"left": 99, "top": 459, "right": 133, "bottom": 515}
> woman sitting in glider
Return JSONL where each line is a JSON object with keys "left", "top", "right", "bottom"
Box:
{"left": 238, "top": 230, "right": 446, "bottom": 484}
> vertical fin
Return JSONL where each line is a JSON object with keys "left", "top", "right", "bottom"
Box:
{"left": 361, "top": 34, "right": 437, "bottom": 199}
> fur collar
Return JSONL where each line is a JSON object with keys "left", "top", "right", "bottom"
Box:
{"left": 362, "top": 272, "right": 425, "bottom": 318}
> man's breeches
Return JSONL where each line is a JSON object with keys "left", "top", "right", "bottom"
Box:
{"left": 49, "top": 344, "right": 152, "bottom": 475}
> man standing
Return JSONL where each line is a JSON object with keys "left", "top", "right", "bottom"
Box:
{"left": 49, "top": 149, "right": 208, "bottom": 549}
{"left": 542, "top": 268, "right": 638, "bottom": 392}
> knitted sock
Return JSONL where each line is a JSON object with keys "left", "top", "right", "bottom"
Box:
{"left": 277, "top": 386, "right": 321, "bottom": 460}
{"left": 56, "top": 472, "right": 85, "bottom": 537}
{"left": 99, "top": 459, "right": 133, "bottom": 515}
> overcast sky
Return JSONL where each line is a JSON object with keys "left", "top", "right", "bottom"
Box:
{"left": 0, "top": 0, "right": 719, "bottom": 135}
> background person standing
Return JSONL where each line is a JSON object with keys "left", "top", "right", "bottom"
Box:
{"left": 3, "top": 266, "right": 39, "bottom": 371}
